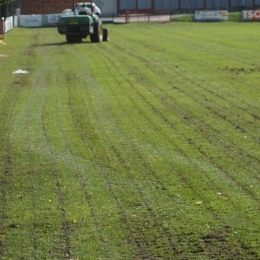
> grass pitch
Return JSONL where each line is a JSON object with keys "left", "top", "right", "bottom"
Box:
{"left": 0, "top": 21, "right": 260, "bottom": 259}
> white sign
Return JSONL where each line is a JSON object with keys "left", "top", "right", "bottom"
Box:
{"left": 47, "top": 14, "right": 62, "bottom": 26}
{"left": 5, "top": 16, "right": 13, "bottom": 33}
{"left": 195, "top": 11, "right": 228, "bottom": 21}
{"left": 242, "top": 10, "right": 260, "bottom": 20}
{"left": 19, "top": 15, "right": 42, "bottom": 27}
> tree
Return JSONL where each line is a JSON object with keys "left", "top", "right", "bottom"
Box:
{"left": 0, "top": 0, "right": 15, "bottom": 19}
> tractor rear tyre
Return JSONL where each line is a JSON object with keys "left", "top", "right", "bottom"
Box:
{"left": 103, "top": 28, "right": 109, "bottom": 42}
{"left": 90, "top": 20, "right": 103, "bottom": 43}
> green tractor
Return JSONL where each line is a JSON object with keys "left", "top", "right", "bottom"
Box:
{"left": 57, "top": 0, "right": 109, "bottom": 43}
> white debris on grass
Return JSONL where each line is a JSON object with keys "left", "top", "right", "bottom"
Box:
{"left": 12, "top": 69, "right": 29, "bottom": 74}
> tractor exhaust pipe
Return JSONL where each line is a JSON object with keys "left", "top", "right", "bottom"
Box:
{"left": 73, "top": 0, "right": 76, "bottom": 15}
{"left": 90, "top": 0, "right": 94, "bottom": 15}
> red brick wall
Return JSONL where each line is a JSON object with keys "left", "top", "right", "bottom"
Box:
{"left": 22, "top": 0, "right": 80, "bottom": 14}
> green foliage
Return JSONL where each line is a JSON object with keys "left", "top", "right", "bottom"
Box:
{"left": 0, "top": 0, "right": 14, "bottom": 5}
{"left": 0, "top": 0, "right": 15, "bottom": 18}
{"left": 1, "top": 22, "right": 260, "bottom": 259}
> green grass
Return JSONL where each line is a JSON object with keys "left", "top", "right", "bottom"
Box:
{"left": 228, "top": 12, "right": 241, "bottom": 21}
{"left": 1, "top": 22, "right": 260, "bottom": 259}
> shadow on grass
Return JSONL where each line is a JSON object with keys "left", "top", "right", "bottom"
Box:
{"left": 32, "top": 41, "right": 92, "bottom": 47}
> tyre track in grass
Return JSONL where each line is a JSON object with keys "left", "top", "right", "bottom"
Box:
{"left": 81, "top": 46, "right": 242, "bottom": 258}
{"left": 40, "top": 73, "right": 72, "bottom": 259}
{"left": 152, "top": 77, "right": 260, "bottom": 193}
{"left": 86, "top": 43, "right": 260, "bottom": 257}
{"left": 90, "top": 54, "right": 195, "bottom": 258}
{"left": 197, "top": 86, "right": 260, "bottom": 121}
{"left": 107, "top": 143, "right": 180, "bottom": 259}
{"left": 48, "top": 35, "right": 172, "bottom": 259}
{"left": 0, "top": 34, "right": 45, "bottom": 258}
{"left": 167, "top": 84, "right": 260, "bottom": 179}
{"left": 94, "top": 40, "right": 260, "bottom": 200}
{"left": 25, "top": 121, "right": 38, "bottom": 256}
{"left": 47, "top": 29, "right": 258, "bottom": 256}
{"left": 59, "top": 74, "right": 113, "bottom": 258}
{"left": 96, "top": 72, "right": 247, "bottom": 259}
{"left": 24, "top": 71, "right": 41, "bottom": 257}
{"left": 56, "top": 41, "right": 130, "bottom": 257}
{"left": 63, "top": 43, "right": 180, "bottom": 257}
{"left": 116, "top": 36, "right": 260, "bottom": 140}
{"left": 104, "top": 40, "right": 260, "bottom": 200}
{"left": 48, "top": 25, "right": 258, "bottom": 256}
{"left": 89, "top": 45, "right": 236, "bottom": 216}
{"left": 0, "top": 100, "right": 13, "bottom": 257}
{"left": 138, "top": 58, "right": 260, "bottom": 206}
{"left": 121, "top": 28, "right": 260, "bottom": 115}
{"left": 17, "top": 32, "right": 73, "bottom": 258}
{"left": 114, "top": 46, "right": 260, "bottom": 238}
{"left": 118, "top": 67, "right": 259, "bottom": 259}
{"left": 19, "top": 34, "right": 67, "bottom": 258}
{"left": 169, "top": 70, "right": 260, "bottom": 141}
{"left": 106, "top": 79, "right": 259, "bottom": 259}
{"left": 46, "top": 29, "right": 258, "bottom": 258}
{"left": 66, "top": 74, "right": 157, "bottom": 259}
{"left": 32, "top": 37, "right": 111, "bottom": 258}
{"left": 0, "top": 70, "right": 29, "bottom": 256}
{"left": 125, "top": 85, "right": 260, "bottom": 219}
{"left": 163, "top": 80, "right": 260, "bottom": 173}
{"left": 22, "top": 39, "right": 49, "bottom": 258}
{"left": 127, "top": 33, "right": 260, "bottom": 146}
{"left": 119, "top": 32, "right": 260, "bottom": 130}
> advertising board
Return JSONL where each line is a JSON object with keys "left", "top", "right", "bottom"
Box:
{"left": 195, "top": 11, "right": 228, "bottom": 21}
{"left": 5, "top": 17, "right": 13, "bottom": 33}
{"left": 46, "top": 14, "right": 62, "bottom": 26}
{"left": 242, "top": 10, "right": 260, "bottom": 20}
{"left": 19, "top": 15, "right": 42, "bottom": 27}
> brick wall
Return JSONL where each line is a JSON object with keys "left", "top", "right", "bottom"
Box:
{"left": 22, "top": 0, "right": 78, "bottom": 15}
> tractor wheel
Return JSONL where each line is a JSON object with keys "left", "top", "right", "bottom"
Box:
{"left": 102, "top": 28, "right": 109, "bottom": 42}
{"left": 90, "top": 20, "right": 103, "bottom": 43}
